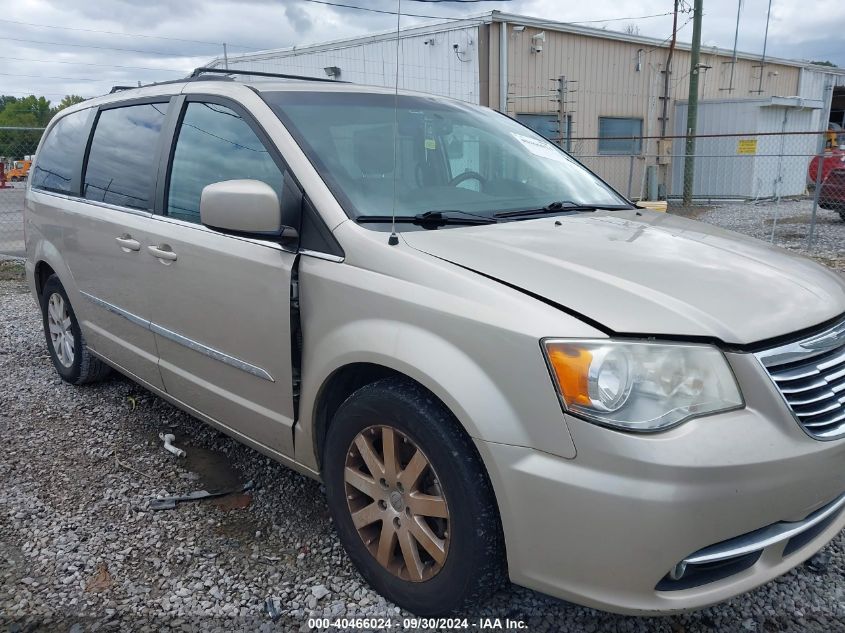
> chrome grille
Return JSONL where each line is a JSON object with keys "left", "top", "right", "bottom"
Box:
{"left": 757, "top": 320, "right": 845, "bottom": 440}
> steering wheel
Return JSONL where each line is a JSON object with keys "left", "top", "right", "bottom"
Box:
{"left": 448, "top": 171, "right": 487, "bottom": 187}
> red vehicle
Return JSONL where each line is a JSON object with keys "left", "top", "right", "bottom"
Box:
{"left": 819, "top": 169, "right": 845, "bottom": 219}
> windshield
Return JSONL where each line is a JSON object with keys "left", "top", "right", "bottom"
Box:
{"left": 265, "top": 91, "right": 628, "bottom": 222}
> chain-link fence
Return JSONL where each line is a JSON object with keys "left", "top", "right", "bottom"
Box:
{"left": 2, "top": 124, "right": 843, "bottom": 259}
{"left": 567, "top": 130, "right": 845, "bottom": 254}
{"left": 0, "top": 127, "right": 44, "bottom": 258}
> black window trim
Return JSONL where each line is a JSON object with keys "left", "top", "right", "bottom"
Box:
{"left": 157, "top": 93, "right": 343, "bottom": 259}
{"left": 80, "top": 95, "right": 177, "bottom": 213}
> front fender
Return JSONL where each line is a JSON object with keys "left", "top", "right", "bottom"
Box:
{"left": 294, "top": 254, "right": 575, "bottom": 470}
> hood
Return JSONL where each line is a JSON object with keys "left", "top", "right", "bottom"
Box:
{"left": 402, "top": 211, "right": 845, "bottom": 345}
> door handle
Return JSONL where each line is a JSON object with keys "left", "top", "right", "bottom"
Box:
{"left": 115, "top": 235, "right": 141, "bottom": 252}
{"left": 147, "top": 244, "right": 178, "bottom": 262}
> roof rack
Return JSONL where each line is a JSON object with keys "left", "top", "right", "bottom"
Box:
{"left": 109, "top": 86, "right": 136, "bottom": 94}
{"left": 190, "top": 67, "right": 345, "bottom": 83}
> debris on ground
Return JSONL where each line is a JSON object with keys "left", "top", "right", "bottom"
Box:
{"left": 149, "top": 480, "right": 255, "bottom": 511}
{"left": 159, "top": 432, "right": 186, "bottom": 458}
{"left": 84, "top": 563, "right": 113, "bottom": 593}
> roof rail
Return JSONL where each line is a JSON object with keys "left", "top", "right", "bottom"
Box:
{"left": 109, "top": 85, "right": 135, "bottom": 94}
{"left": 190, "top": 66, "right": 345, "bottom": 83}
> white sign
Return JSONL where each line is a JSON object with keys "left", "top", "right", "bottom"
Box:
{"left": 510, "top": 133, "right": 567, "bottom": 164}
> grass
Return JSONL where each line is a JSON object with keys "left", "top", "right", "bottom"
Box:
{"left": 0, "top": 259, "right": 25, "bottom": 282}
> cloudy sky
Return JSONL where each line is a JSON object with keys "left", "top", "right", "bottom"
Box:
{"left": 1, "top": 0, "right": 840, "bottom": 103}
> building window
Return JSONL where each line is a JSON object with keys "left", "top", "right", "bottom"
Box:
{"left": 516, "top": 113, "right": 571, "bottom": 150}
{"left": 598, "top": 117, "right": 643, "bottom": 155}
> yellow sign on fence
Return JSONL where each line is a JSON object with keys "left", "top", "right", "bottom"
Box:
{"left": 737, "top": 139, "right": 758, "bottom": 155}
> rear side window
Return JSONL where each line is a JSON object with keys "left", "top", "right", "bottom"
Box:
{"left": 31, "top": 109, "right": 90, "bottom": 194}
{"left": 83, "top": 103, "right": 167, "bottom": 210}
{"left": 167, "top": 102, "right": 283, "bottom": 223}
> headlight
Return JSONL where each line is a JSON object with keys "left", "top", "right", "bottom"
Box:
{"left": 543, "top": 339, "right": 743, "bottom": 431}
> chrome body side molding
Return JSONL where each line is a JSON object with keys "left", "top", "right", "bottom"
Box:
{"left": 81, "top": 291, "right": 274, "bottom": 382}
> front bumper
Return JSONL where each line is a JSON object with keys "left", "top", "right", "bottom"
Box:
{"left": 477, "top": 354, "right": 845, "bottom": 614}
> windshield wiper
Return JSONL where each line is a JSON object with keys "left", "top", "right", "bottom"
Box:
{"left": 356, "top": 210, "right": 498, "bottom": 227}
{"left": 495, "top": 201, "right": 633, "bottom": 219}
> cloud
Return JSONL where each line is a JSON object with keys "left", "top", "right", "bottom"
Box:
{"left": 0, "top": 0, "right": 841, "bottom": 102}
{"left": 284, "top": 4, "right": 313, "bottom": 34}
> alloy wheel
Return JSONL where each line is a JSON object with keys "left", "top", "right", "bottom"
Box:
{"left": 344, "top": 425, "right": 450, "bottom": 582}
{"left": 47, "top": 292, "right": 74, "bottom": 368}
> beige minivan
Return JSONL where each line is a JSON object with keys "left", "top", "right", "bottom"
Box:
{"left": 24, "top": 69, "right": 845, "bottom": 616}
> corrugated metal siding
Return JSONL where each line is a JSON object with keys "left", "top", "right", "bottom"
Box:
{"left": 502, "top": 28, "right": 803, "bottom": 139}
{"left": 492, "top": 25, "right": 811, "bottom": 195}
{"left": 222, "top": 26, "right": 482, "bottom": 104}
{"left": 671, "top": 100, "right": 818, "bottom": 198}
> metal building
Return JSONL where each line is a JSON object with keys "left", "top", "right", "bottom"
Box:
{"left": 671, "top": 97, "right": 824, "bottom": 199}
{"left": 207, "top": 10, "right": 845, "bottom": 198}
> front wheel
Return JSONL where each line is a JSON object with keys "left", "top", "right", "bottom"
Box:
{"left": 323, "top": 377, "right": 506, "bottom": 616}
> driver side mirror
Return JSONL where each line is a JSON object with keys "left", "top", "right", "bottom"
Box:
{"left": 200, "top": 179, "right": 298, "bottom": 239}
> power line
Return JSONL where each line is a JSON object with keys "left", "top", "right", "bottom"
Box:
{"left": 3, "top": 90, "right": 90, "bottom": 98}
{"left": 0, "top": 56, "right": 187, "bottom": 73}
{"left": 0, "top": 72, "right": 106, "bottom": 82}
{"left": 570, "top": 12, "right": 674, "bottom": 24}
{"left": 0, "top": 35, "right": 207, "bottom": 57}
{"left": 302, "top": 0, "right": 682, "bottom": 25}
{"left": 0, "top": 17, "right": 265, "bottom": 50}
{"left": 300, "top": 0, "right": 466, "bottom": 19}
{"left": 636, "top": 13, "right": 694, "bottom": 61}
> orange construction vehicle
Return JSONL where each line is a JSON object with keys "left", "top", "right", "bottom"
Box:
{"left": 6, "top": 158, "right": 32, "bottom": 181}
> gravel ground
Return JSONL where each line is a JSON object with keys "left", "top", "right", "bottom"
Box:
{"left": 2, "top": 206, "right": 845, "bottom": 633}
{"left": 671, "top": 198, "right": 845, "bottom": 273}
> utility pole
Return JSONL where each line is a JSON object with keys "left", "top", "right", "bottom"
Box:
{"left": 682, "top": 0, "right": 703, "bottom": 206}
{"left": 754, "top": 0, "right": 772, "bottom": 94}
{"left": 727, "top": 0, "right": 741, "bottom": 92}
{"left": 659, "top": 0, "right": 679, "bottom": 139}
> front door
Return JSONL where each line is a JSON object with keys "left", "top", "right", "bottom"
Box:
{"left": 144, "top": 99, "right": 298, "bottom": 456}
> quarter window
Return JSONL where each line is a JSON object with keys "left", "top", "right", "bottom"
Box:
{"left": 167, "top": 102, "right": 283, "bottom": 224}
{"left": 83, "top": 103, "right": 167, "bottom": 209}
{"left": 598, "top": 117, "right": 643, "bottom": 155}
{"left": 31, "top": 109, "right": 90, "bottom": 194}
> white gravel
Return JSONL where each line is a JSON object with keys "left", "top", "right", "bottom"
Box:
{"left": 671, "top": 198, "right": 845, "bottom": 273}
{"left": 1, "top": 216, "right": 845, "bottom": 633}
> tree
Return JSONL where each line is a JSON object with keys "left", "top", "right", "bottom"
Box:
{"left": 52, "top": 95, "right": 86, "bottom": 115}
{"left": 811, "top": 60, "right": 838, "bottom": 67}
{"left": 624, "top": 23, "right": 640, "bottom": 36}
{"left": 0, "top": 96, "right": 52, "bottom": 127}
{"left": 0, "top": 96, "right": 52, "bottom": 158}
{"left": 0, "top": 95, "right": 18, "bottom": 113}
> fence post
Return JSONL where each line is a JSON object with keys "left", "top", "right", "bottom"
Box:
{"left": 808, "top": 79, "right": 834, "bottom": 249}
{"left": 627, "top": 151, "right": 635, "bottom": 199}
{"left": 808, "top": 153, "right": 825, "bottom": 249}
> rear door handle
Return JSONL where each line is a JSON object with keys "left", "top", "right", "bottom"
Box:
{"left": 147, "top": 244, "right": 178, "bottom": 262}
{"left": 115, "top": 235, "right": 141, "bottom": 252}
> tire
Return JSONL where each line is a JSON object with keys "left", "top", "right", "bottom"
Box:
{"left": 323, "top": 377, "right": 506, "bottom": 616}
{"left": 40, "top": 274, "right": 111, "bottom": 385}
